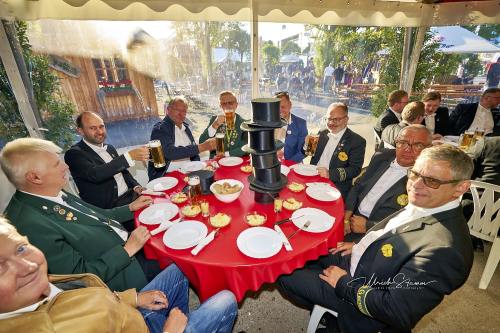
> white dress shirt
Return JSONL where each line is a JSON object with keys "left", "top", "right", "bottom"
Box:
{"left": 83, "top": 139, "right": 133, "bottom": 197}
{"left": 425, "top": 113, "right": 436, "bottom": 134}
{"left": 357, "top": 159, "right": 408, "bottom": 218}
{"left": 0, "top": 283, "right": 61, "bottom": 319}
{"left": 168, "top": 124, "right": 194, "bottom": 172}
{"left": 349, "top": 199, "right": 460, "bottom": 276}
{"left": 468, "top": 104, "right": 494, "bottom": 134}
{"left": 317, "top": 128, "right": 347, "bottom": 168}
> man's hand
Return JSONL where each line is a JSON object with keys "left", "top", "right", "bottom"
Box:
{"left": 133, "top": 186, "right": 146, "bottom": 195}
{"left": 330, "top": 242, "right": 354, "bottom": 256}
{"left": 350, "top": 215, "right": 367, "bottom": 233}
{"left": 128, "top": 146, "right": 150, "bottom": 162}
{"left": 163, "top": 308, "right": 188, "bottom": 333}
{"left": 199, "top": 138, "right": 217, "bottom": 152}
{"left": 123, "top": 226, "right": 150, "bottom": 257}
{"left": 319, "top": 265, "right": 347, "bottom": 288}
{"left": 317, "top": 167, "right": 329, "bottom": 178}
{"left": 432, "top": 133, "right": 443, "bottom": 140}
{"left": 211, "top": 115, "right": 225, "bottom": 130}
{"left": 129, "top": 196, "right": 152, "bottom": 212}
{"left": 137, "top": 290, "right": 168, "bottom": 310}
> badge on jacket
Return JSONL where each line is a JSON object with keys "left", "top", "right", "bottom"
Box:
{"left": 338, "top": 151, "right": 348, "bottom": 161}
{"left": 381, "top": 244, "right": 393, "bottom": 257}
{"left": 396, "top": 194, "right": 408, "bottom": 206}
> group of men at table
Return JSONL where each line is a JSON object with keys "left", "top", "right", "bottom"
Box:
{"left": 0, "top": 87, "right": 498, "bottom": 333}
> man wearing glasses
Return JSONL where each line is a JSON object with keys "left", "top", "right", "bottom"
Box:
{"left": 279, "top": 145, "right": 473, "bottom": 333}
{"left": 274, "top": 91, "right": 308, "bottom": 162}
{"left": 344, "top": 125, "right": 432, "bottom": 242}
{"left": 199, "top": 91, "right": 248, "bottom": 158}
{"left": 310, "top": 102, "right": 366, "bottom": 198}
{"left": 148, "top": 96, "right": 216, "bottom": 180}
{"left": 374, "top": 89, "right": 409, "bottom": 138}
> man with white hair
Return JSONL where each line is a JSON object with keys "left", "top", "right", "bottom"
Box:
{"left": 0, "top": 138, "right": 155, "bottom": 291}
{"left": 279, "top": 145, "right": 474, "bottom": 333}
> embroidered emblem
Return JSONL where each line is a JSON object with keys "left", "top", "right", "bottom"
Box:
{"left": 53, "top": 205, "right": 60, "bottom": 212}
{"left": 65, "top": 211, "right": 74, "bottom": 221}
{"left": 381, "top": 244, "right": 393, "bottom": 257}
{"left": 396, "top": 194, "right": 408, "bottom": 206}
{"left": 356, "top": 285, "right": 373, "bottom": 317}
{"left": 338, "top": 151, "right": 348, "bottom": 161}
{"left": 58, "top": 208, "right": 66, "bottom": 215}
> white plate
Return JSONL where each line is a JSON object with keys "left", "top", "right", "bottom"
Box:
{"left": 163, "top": 220, "right": 208, "bottom": 250}
{"left": 306, "top": 185, "right": 341, "bottom": 202}
{"left": 138, "top": 203, "right": 179, "bottom": 225}
{"left": 291, "top": 208, "right": 334, "bottom": 233}
{"left": 179, "top": 161, "right": 206, "bottom": 174}
{"left": 219, "top": 156, "right": 244, "bottom": 167}
{"left": 291, "top": 164, "right": 319, "bottom": 177}
{"left": 281, "top": 165, "right": 290, "bottom": 176}
{"left": 146, "top": 177, "right": 179, "bottom": 191}
{"left": 237, "top": 227, "right": 283, "bottom": 259}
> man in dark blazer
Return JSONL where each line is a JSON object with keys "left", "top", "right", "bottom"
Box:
{"left": 1, "top": 138, "right": 155, "bottom": 292}
{"left": 199, "top": 91, "right": 248, "bottom": 158}
{"left": 345, "top": 125, "right": 432, "bottom": 242}
{"left": 310, "top": 102, "right": 366, "bottom": 198}
{"left": 374, "top": 89, "right": 409, "bottom": 137}
{"left": 448, "top": 87, "right": 500, "bottom": 136}
{"left": 148, "top": 96, "right": 216, "bottom": 180}
{"left": 65, "top": 112, "right": 149, "bottom": 210}
{"left": 381, "top": 101, "right": 425, "bottom": 148}
{"left": 274, "top": 91, "right": 308, "bottom": 162}
{"left": 279, "top": 145, "right": 474, "bottom": 333}
{"left": 422, "top": 91, "right": 449, "bottom": 137}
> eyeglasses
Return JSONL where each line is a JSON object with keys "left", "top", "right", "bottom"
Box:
{"left": 407, "top": 169, "right": 464, "bottom": 189}
{"left": 327, "top": 116, "right": 347, "bottom": 123}
{"left": 395, "top": 140, "right": 429, "bottom": 152}
{"left": 221, "top": 100, "right": 236, "bottom": 106}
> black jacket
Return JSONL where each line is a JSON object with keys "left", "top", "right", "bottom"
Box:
{"left": 449, "top": 102, "right": 500, "bottom": 136}
{"left": 423, "top": 106, "right": 449, "bottom": 136}
{"left": 374, "top": 109, "right": 399, "bottom": 138}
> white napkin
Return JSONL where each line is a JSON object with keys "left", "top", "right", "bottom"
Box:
{"left": 141, "top": 190, "right": 165, "bottom": 196}
{"left": 274, "top": 225, "right": 293, "bottom": 251}
{"left": 150, "top": 217, "right": 181, "bottom": 236}
{"left": 153, "top": 183, "right": 165, "bottom": 191}
{"left": 191, "top": 230, "right": 216, "bottom": 255}
{"left": 306, "top": 182, "right": 331, "bottom": 188}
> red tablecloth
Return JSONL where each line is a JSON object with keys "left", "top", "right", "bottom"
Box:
{"left": 135, "top": 158, "right": 344, "bottom": 302}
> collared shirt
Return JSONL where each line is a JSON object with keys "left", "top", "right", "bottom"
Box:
{"left": 274, "top": 114, "right": 292, "bottom": 141}
{"left": 357, "top": 159, "right": 408, "bottom": 218}
{"left": 324, "top": 66, "right": 334, "bottom": 77}
{"left": 425, "top": 113, "right": 436, "bottom": 134}
{"left": 167, "top": 123, "right": 194, "bottom": 172}
{"left": 390, "top": 108, "right": 402, "bottom": 122}
{"left": 317, "top": 128, "right": 347, "bottom": 168}
{"left": 468, "top": 104, "right": 494, "bottom": 134}
{"left": 23, "top": 191, "right": 128, "bottom": 241}
{"left": 349, "top": 199, "right": 461, "bottom": 275}
{"left": 0, "top": 283, "right": 61, "bottom": 319}
{"left": 83, "top": 139, "right": 133, "bottom": 197}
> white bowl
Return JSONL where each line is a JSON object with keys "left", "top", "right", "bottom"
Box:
{"left": 210, "top": 179, "right": 244, "bottom": 203}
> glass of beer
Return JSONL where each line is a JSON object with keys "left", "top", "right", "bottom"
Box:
{"left": 188, "top": 175, "right": 202, "bottom": 205}
{"left": 304, "top": 134, "right": 320, "bottom": 156}
{"left": 459, "top": 131, "right": 475, "bottom": 151}
{"left": 200, "top": 200, "right": 210, "bottom": 217}
{"left": 474, "top": 128, "right": 485, "bottom": 141}
{"left": 224, "top": 109, "right": 236, "bottom": 131}
{"left": 274, "top": 198, "right": 283, "bottom": 213}
{"left": 148, "top": 140, "right": 166, "bottom": 168}
{"left": 215, "top": 132, "right": 225, "bottom": 157}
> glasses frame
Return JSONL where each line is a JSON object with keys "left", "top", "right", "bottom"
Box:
{"left": 407, "top": 169, "right": 464, "bottom": 189}
{"left": 395, "top": 140, "right": 430, "bottom": 152}
{"left": 326, "top": 116, "right": 347, "bottom": 123}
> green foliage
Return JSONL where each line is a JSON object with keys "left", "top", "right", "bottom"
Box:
{"left": 262, "top": 41, "right": 280, "bottom": 66}
{"left": 281, "top": 41, "right": 301, "bottom": 55}
{"left": 462, "top": 25, "right": 500, "bottom": 43}
{"left": 225, "top": 23, "right": 250, "bottom": 63}
{"left": 0, "top": 21, "right": 75, "bottom": 149}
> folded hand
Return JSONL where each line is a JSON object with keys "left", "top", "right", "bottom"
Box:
{"left": 137, "top": 290, "right": 168, "bottom": 310}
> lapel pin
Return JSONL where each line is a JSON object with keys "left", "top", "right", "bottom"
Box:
{"left": 381, "top": 244, "right": 393, "bottom": 257}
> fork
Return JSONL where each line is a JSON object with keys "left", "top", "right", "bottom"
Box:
{"left": 287, "top": 220, "right": 311, "bottom": 240}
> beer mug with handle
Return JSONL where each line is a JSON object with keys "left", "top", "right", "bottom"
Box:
{"left": 304, "top": 134, "right": 320, "bottom": 157}
{"left": 148, "top": 140, "right": 166, "bottom": 168}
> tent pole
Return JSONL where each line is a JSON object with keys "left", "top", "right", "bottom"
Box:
{"left": 251, "top": 0, "right": 259, "bottom": 99}
{"left": 405, "top": 26, "right": 427, "bottom": 96}
{"left": 0, "top": 20, "right": 44, "bottom": 138}
{"left": 400, "top": 27, "right": 412, "bottom": 91}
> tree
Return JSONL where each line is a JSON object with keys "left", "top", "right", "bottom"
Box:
{"left": 0, "top": 21, "right": 75, "bottom": 149}
{"left": 281, "top": 41, "right": 301, "bottom": 55}
{"left": 225, "top": 23, "right": 250, "bottom": 63}
{"left": 462, "top": 24, "right": 500, "bottom": 43}
{"left": 262, "top": 41, "right": 280, "bottom": 66}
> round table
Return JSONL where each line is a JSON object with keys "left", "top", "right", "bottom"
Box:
{"left": 136, "top": 158, "right": 344, "bottom": 302}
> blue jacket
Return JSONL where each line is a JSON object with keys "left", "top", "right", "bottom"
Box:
{"left": 284, "top": 113, "right": 308, "bottom": 162}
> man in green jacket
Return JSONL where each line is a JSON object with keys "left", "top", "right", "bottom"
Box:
{"left": 199, "top": 91, "right": 248, "bottom": 158}
{"left": 0, "top": 137, "right": 154, "bottom": 292}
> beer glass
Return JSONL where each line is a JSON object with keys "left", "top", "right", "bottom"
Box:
{"left": 224, "top": 109, "right": 236, "bottom": 131}
{"left": 215, "top": 132, "right": 225, "bottom": 157}
{"left": 459, "top": 131, "right": 475, "bottom": 151}
{"left": 148, "top": 140, "right": 166, "bottom": 168}
{"left": 274, "top": 198, "right": 283, "bottom": 213}
{"left": 474, "top": 128, "right": 485, "bottom": 141}
{"left": 200, "top": 200, "right": 210, "bottom": 217}
{"left": 188, "top": 175, "right": 202, "bottom": 205}
{"left": 304, "top": 134, "right": 320, "bottom": 156}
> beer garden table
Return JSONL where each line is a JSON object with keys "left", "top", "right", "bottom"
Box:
{"left": 135, "top": 158, "right": 345, "bottom": 302}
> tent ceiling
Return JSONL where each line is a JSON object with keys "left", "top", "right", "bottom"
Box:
{"left": 1, "top": 0, "right": 499, "bottom": 27}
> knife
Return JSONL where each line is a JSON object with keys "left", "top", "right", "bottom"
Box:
{"left": 191, "top": 229, "right": 218, "bottom": 255}
{"left": 274, "top": 214, "right": 305, "bottom": 226}
{"left": 150, "top": 217, "right": 182, "bottom": 236}
{"left": 274, "top": 225, "right": 293, "bottom": 251}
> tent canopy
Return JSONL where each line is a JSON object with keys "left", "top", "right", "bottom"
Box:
{"left": 1, "top": 0, "right": 499, "bottom": 27}
{"left": 432, "top": 26, "right": 500, "bottom": 53}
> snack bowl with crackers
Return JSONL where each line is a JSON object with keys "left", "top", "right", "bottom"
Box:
{"left": 170, "top": 192, "right": 188, "bottom": 204}
{"left": 209, "top": 213, "right": 232, "bottom": 228}
{"left": 210, "top": 179, "right": 244, "bottom": 203}
{"left": 283, "top": 198, "right": 303, "bottom": 211}
{"left": 245, "top": 212, "right": 267, "bottom": 227}
{"left": 181, "top": 204, "right": 201, "bottom": 217}
{"left": 240, "top": 164, "right": 253, "bottom": 173}
{"left": 287, "top": 182, "right": 305, "bottom": 193}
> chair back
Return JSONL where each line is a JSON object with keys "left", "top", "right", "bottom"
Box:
{"left": 373, "top": 129, "right": 383, "bottom": 151}
{"left": 467, "top": 180, "right": 500, "bottom": 243}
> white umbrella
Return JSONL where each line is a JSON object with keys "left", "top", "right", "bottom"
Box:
{"left": 431, "top": 26, "right": 500, "bottom": 54}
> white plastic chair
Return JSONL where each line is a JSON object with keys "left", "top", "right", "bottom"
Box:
{"left": 373, "top": 129, "right": 382, "bottom": 151}
{"left": 307, "top": 305, "right": 338, "bottom": 333}
{"left": 467, "top": 180, "right": 500, "bottom": 289}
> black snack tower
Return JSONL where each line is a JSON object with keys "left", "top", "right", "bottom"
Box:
{"left": 241, "top": 98, "right": 287, "bottom": 204}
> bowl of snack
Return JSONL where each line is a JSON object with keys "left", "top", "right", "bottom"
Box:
{"left": 209, "top": 213, "right": 232, "bottom": 228}
{"left": 240, "top": 165, "right": 252, "bottom": 173}
{"left": 287, "top": 182, "right": 305, "bottom": 193}
{"left": 181, "top": 204, "right": 201, "bottom": 217}
{"left": 245, "top": 212, "right": 267, "bottom": 227}
{"left": 283, "top": 198, "right": 303, "bottom": 211}
{"left": 210, "top": 179, "right": 244, "bottom": 203}
{"left": 170, "top": 192, "right": 188, "bottom": 204}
